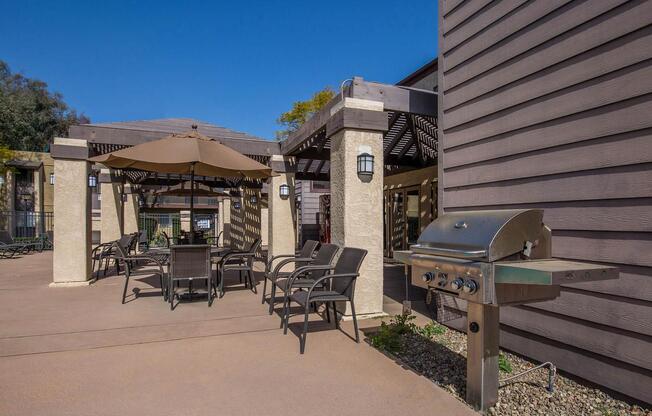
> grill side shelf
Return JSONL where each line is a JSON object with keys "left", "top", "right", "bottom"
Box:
{"left": 494, "top": 259, "right": 618, "bottom": 285}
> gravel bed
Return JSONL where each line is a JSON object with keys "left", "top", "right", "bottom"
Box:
{"left": 371, "top": 322, "right": 650, "bottom": 416}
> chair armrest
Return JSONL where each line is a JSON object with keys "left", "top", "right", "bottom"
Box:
{"left": 270, "top": 257, "right": 314, "bottom": 277}
{"left": 265, "top": 254, "right": 295, "bottom": 273}
{"left": 307, "top": 273, "right": 360, "bottom": 294}
{"left": 221, "top": 251, "right": 256, "bottom": 264}
{"left": 283, "top": 265, "right": 336, "bottom": 292}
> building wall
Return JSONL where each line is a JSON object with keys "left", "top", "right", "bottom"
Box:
{"left": 438, "top": 0, "right": 652, "bottom": 403}
{"left": 296, "top": 180, "right": 329, "bottom": 244}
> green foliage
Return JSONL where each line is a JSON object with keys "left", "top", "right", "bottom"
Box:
{"left": 0, "top": 60, "right": 89, "bottom": 151}
{"left": 370, "top": 314, "right": 448, "bottom": 353}
{"left": 275, "top": 87, "right": 335, "bottom": 140}
{"left": 0, "top": 145, "right": 14, "bottom": 175}
{"left": 415, "top": 321, "right": 447, "bottom": 338}
{"left": 499, "top": 353, "right": 513, "bottom": 374}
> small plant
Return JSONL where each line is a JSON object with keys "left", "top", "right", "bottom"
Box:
{"left": 416, "top": 321, "right": 447, "bottom": 338}
{"left": 499, "top": 353, "right": 513, "bottom": 373}
{"left": 370, "top": 320, "right": 403, "bottom": 353}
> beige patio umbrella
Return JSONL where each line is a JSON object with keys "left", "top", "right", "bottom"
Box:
{"left": 90, "top": 128, "right": 273, "bottom": 242}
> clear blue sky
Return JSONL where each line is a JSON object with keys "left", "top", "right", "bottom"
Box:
{"left": 0, "top": 1, "right": 437, "bottom": 139}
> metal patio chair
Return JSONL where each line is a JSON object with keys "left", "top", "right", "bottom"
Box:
{"left": 216, "top": 238, "right": 261, "bottom": 297}
{"left": 282, "top": 247, "right": 367, "bottom": 354}
{"left": 112, "top": 241, "right": 166, "bottom": 304}
{"left": 168, "top": 244, "right": 212, "bottom": 309}
{"left": 206, "top": 231, "right": 223, "bottom": 247}
{"left": 275, "top": 244, "right": 340, "bottom": 317}
{"left": 261, "top": 240, "right": 320, "bottom": 313}
{"left": 91, "top": 241, "right": 115, "bottom": 276}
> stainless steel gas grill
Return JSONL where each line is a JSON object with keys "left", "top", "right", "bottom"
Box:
{"left": 394, "top": 209, "right": 619, "bottom": 411}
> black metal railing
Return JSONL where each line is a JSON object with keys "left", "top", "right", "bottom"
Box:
{"left": 0, "top": 210, "right": 54, "bottom": 239}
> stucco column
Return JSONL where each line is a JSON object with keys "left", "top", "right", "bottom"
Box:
{"left": 180, "top": 210, "right": 191, "bottom": 232}
{"left": 329, "top": 98, "right": 386, "bottom": 318}
{"left": 123, "top": 185, "right": 139, "bottom": 235}
{"left": 267, "top": 155, "right": 296, "bottom": 269}
{"left": 100, "top": 169, "right": 123, "bottom": 243}
{"left": 221, "top": 198, "right": 231, "bottom": 246}
{"left": 51, "top": 138, "right": 92, "bottom": 286}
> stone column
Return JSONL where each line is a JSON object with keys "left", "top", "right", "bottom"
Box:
{"left": 100, "top": 169, "right": 123, "bottom": 243}
{"left": 123, "top": 185, "right": 139, "bottom": 235}
{"left": 329, "top": 98, "right": 386, "bottom": 318}
{"left": 267, "top": 155, "right": 296, "bottom": 269}
{"left": 51, "top": 137, "right": 92, "bottom": 286}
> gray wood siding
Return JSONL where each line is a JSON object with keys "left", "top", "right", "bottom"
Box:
{"left": 439, "top": 0, "right": 652, "bottom": 403}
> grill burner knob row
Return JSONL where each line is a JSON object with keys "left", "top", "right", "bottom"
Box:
{"left": 463, "top": 279, "right": 478, "bottom": 294}
{"left": 451, "top": 278, "right": 464, "bottom": 290}
{"left": 421, "top": 272, "right": 435, "bottom": 283}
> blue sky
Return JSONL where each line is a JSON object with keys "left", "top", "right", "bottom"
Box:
{"left": 1, "top": 1, "right": 437, "bottom": 139}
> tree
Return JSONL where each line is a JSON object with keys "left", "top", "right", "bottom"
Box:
{"left": 276, "top": 87, "right": 335, "bottom": 140}
{"left": 0, "top": 60, "right": 89, "bottom": 152}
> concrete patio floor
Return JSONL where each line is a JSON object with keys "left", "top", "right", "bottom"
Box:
{"left": 0, "top": 252, "right": 475, "bottom": 416}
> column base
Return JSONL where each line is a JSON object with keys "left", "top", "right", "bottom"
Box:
{"left": 338, "top": 311, "right": 388, "bottom": 321}
{"left": 49, "top": 278, "right": 97, "bottom": 288}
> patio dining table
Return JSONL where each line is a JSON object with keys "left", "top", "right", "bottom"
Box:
{"left": 146, "top": 246, "right": 232, "bottom": 301}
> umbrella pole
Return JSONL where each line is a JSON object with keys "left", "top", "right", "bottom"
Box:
{"left": 190, "top": 164, "right": 195, "bottom": 244}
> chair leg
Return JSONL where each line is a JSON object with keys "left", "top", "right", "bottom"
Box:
{"left": 282, "top": 295, "right": 290, "bottom": 334}
{"left": 300, "top": 303, "right": 311, "bottom": 354}
{"left": 268, "top": 282, "right": 276, "bottom": 315}
{"left": 169, "top": 279, "right": 174, "bottom": 310}
{"left": 261, "top": 276, "right": 268, "bottom": 304}
{"left": 239, "top": 270, "right": 242, "bottom": 285}
{"left": 333, "top": 302, "right": 340, "bottom": 329}
{"left": 208, "top": 277, "right": 213, "bottom": 307}
{"left": 248, "top": 270, "right": 257, "bottom": 294}
{"left": 121, "top": 274, "right": 130, "bottom": 304}
{"left": 325, "top": 302, "right": 330, "bottom": 324}
{"left": 350, "top": 301, "right": 359, "bottom": 343}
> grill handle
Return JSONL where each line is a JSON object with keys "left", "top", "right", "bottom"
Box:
{"left": 411, "top": 244, "right": 487, "bottom": 259}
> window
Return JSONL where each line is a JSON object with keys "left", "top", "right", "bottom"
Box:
{"left": 311, "top": 181, "right": 330, "bottom": 192}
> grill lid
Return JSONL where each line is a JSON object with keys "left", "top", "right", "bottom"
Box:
{"left": 412, "top": 209, "right": 545, "bottom": 262}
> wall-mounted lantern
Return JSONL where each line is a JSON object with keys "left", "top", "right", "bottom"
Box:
{"left": 250, "top": 195, "right": 258, "bottom": 204}
{"left": 0, "top": 175, "right": 4, "bottom": 186}
{"left": 279, "top": 184, "right": 290, "bottom": 199}
{"left": 88, "top": 173, "right": 98, "bottom": 188}
{"left": 233, "top": 200, "right": 242, "bottom": 209}
{"left": 357, "top": 153, "right": 374, "bottom": 177}
{"left": 49, "top": 173, "right": 55, "bottom": 185}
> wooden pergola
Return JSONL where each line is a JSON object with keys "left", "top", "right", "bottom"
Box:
{"left": 280, "top": 77, "right": 438, "bottom": 181}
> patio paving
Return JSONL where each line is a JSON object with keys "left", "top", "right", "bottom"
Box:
{"left": 0, "top": 252, "right": 475, "bottom": 416}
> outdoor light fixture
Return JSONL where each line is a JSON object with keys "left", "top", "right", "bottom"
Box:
{"left": 250, "top": 195, "right": 258, "bottom": 204}
{"left": 357, "top": 153, "right": 374, "bottom": 176}
{"left": 88, "top": 173, "right": 97, "bottom": 188}
{"left": 0, "top": 175, "right": 4, "bottom": 186}
{"left": 279, "top": 184, "right": 290, "bottom": 199}
{"left": 49, "top": 173, "right": 55, "bottom": 185}
{"left": 233, "top": 200, "right": 242, "bottom": 209}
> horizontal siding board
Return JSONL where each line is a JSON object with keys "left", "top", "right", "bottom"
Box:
{"left": 528, "top": 288, "right": 652, "bottom": 337}
{"left": 443, "top": 0, "right": 528, "bottom": 54}
{"left": 450, "top": 298, "right": 652, "bottom": 369}
{"left": 443, "top": 164, "right": 652, "bottom": 207}
{"left": 442, "top": 0, "right": 467, "bottom": 18}
{"left": 442, "top": 307, "right": 652, "bottom": 403}
{"left": 443, "top": 95, "right": 652, "bottom": 167}
{"left": 444, "top": 0, "right": 574, "bottom": 72}
{"left": 500, "top": 325, "right": 652, "bottom": 404}
{"left": 444, "top": 129, "right": 652, "bottom": 187}
{"left": 553, "top": 230, "right": 652, "bottom": 268}
{"left": 447, "top": 198, "right": 652, "bottom": 233}
{"left": 444, "top": 0, "right": 652, "bottom": 106}
{"left": 442, "top": 0, "right": 493, "bottom": 35}
{"left": 445, "top": 26, "right": 652, "bottom": 127}
{"left": 564, "top": 264, "right": 652, "bottom": 303}
{"left": 443, "top": 59, "right": 652, "bottom": 146}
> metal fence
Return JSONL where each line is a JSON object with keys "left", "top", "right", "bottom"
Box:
{"left": 0, "top": 211, "right": 54, "bottom": 240}
{"left": 138, "top": 212, "right": 217, "bottom": 247}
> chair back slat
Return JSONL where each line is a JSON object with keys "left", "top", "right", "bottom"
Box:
{"left": 332, "top": 247, "right": 368, "bottom": 297}
{"left": 309, "top": 243, "right": 339, "bottom": 279}
{"left": 170, "top": 245, "right": 211, "bottom": 280}
{"left": 299, "top": 240, "right": 320, "bottom": 258}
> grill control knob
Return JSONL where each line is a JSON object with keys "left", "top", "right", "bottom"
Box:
{"left": 451, "top": 278, "right": 464, "bottom": 291}
{"left": 438, "top": 273, "right": 448, "bottom": 287}
{"left": 421, "top": 272, "right": 435, "bottom": 283}
{"left": 463, "top": 280, "right": 478, "bottom": 294}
